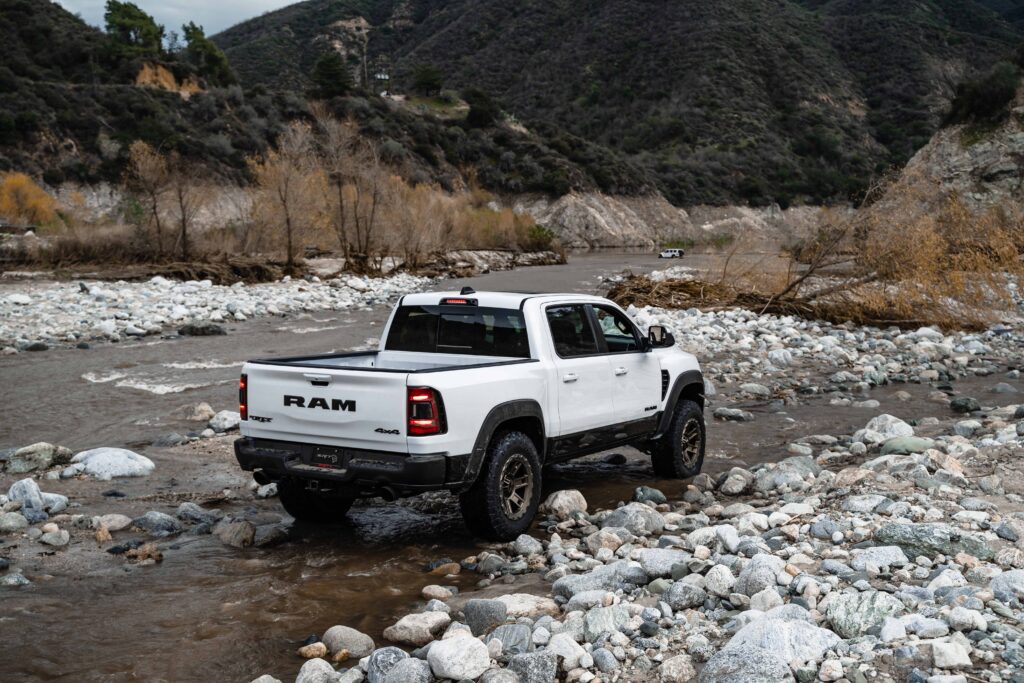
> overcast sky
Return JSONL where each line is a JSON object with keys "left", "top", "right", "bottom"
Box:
{"left": 55, "top": 0, "right": 297, "bottom": 36}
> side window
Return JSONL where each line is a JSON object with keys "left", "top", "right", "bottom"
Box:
{"left": 546, "top": 305, "right": 599, "bottom": 358}
{"left": 592, "top": 305, "right": 641, "bottom": 353}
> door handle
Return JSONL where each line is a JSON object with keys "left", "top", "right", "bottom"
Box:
{"left": 562, "top": 372, "right": 579, "bottom": 383}
{"left": 614, "top": 367, "right": 629, "bottom": 376}
{"left": 304, "top": 373, "right": 331, "bottom": 386}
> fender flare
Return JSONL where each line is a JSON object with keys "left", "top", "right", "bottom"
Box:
{"left": 455, "top": 399, "right": 545, "bottom": 491}
{"left": 655, "top": 369, "right": 705, "bottom": 438}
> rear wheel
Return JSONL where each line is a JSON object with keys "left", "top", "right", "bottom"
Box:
{"left": 651, "top": 399, "right": 705, "bottom": 478}
{"left": 277, "top": 479, "right": 354, "bottom": 523}
{"left": 459, "top": 431, "right": 542, "bottom": 541}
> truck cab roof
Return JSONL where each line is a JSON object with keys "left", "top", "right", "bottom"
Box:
{"left": 400, "top": 291, "right": 609, "bottom": 309}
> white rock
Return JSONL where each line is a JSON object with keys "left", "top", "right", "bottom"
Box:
{"left": 426, "top": 634, "right": 489, "bottom": 680}
{"left": 70, "top": 448, "right": 155, "bottom": 479}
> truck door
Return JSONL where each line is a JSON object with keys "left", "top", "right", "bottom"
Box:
{"left": 544, "top": 304, "right": 617, "bottom": 435}
{"left": 589, "top": 304, "right": 662, "bottom": 427}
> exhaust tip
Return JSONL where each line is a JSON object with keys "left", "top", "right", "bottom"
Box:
{"left": 253, "top": 470, "right": 271, "bottom": 486}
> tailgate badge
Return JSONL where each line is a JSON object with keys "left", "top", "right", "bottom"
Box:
{"left": 374, "top": 428, "right": 400, "bottom": 435}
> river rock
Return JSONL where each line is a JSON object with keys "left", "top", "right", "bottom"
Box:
{"left": 826, "top": 590, "right": 905, "bottom": 638}
{"left": 513, "top": 534, "right": 543, "bottom": 556}
{"left": 541, "top": 489, "right": 587, "bottom": 519}
{"left": 633, "top": 485, "right": 667, "bottom": 504}
{"left": 0, "top": 511, "right": 28, "bottom": 532}
{"left": 950, "top": 396, "right": 980, "bottom": 413}
{"left": 665, "top": 582, "right": 706, "bottom": 610}
{"left": 8, "top": 478, "right": 67, "bottom": 522}
{"left": 705, "top": 564, "right": 736, "bottom": 597}
{"left": 495, "top": 593, "right": 561, "bottom": 617}
{"left": 7, "top": 442, "right": 71, "bottom": 473}
{"left": 659, "top": 653, "right": 697, "bottom": 682}
{"left": 464, "top": 598, "right": 507, "bottom": 635}
{"left": 132, "top": 510, "right": 183, "bottom": 535}
{"left": 178, "top": 323, "right": 226, "bottom": 336}
{"left": 215, "top": 519, "right": 255, "bottom": 548}
{"left": 383, "top": 611, "right": 450, "bottom": 646}
{"left": 875, "top": 522, "right": 993, "bottom": 560}
{"left": 880, "top": 436, "right": 935, "bottom": 455}
{"left": 209, "top": 410, "right": 241, "bottom": 433}
{"left": 601, "top": 502, "right": 665, "bottom": 534}
{"left": 69, "top": 448, "right": 155, "bottom": 478}
{"left": 854, "top": 414, "right": 914, "bottom": 444}
{"left": 636, "top": 548, "right": 690, "bottom": 578}
{"left": 727, "top": 618, "right": 841, "bottom": 662}
{"left": 40, "top": 528, "right": 70, "bottom": 546}
{"left": 382, "top": 658, "right": 431, "bottom": 683}
{"left": 427, "top": 634, "right": 489, "bottom": 680}
{"left": 552, "top": 560, "right": 648, "bottom": 599}
{"left": 367, "top": 647, "right": 408, "bottom": 683}
{"left": 698, "top": 644, "right": 796, "bottom": 683}
{"left": 990, "top": 569, "right": 1024, "bottom": 604}
{"left": 508, "top": 650, "right": 557, "bottom": 683}
{"left": 323, "top": 625, "right": 375, "bottom": 658}
{"left": 735, "top": 554, "right": 785, "bottom": 596}
{"left": 171, "top": 402, "right": 217, "bottom": 421}
{"left": 487, "top": 623, "right": 533, "bottom": 657}
{"left": 851, "top": 546, "right": 909, "bottom": 571}
{"left": 294, "top": 658, "right": 339, "bottom": 683}
{"left": 176, "top": 502, "right": 224, "bottom": 525}
{"left": 479, "top": 670, "right": 522, "bottom": 683}
{"left": 584, "top": 604, "right": 630, "bottom": 641}
{"left": 546, "top": 631, "right": 585, "bottom": 669}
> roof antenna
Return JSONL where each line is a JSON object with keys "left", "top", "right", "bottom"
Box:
{"left": 460, "top": 286, "right": 476, "bottom": 295}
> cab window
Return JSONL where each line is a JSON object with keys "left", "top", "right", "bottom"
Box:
{"left": 546, "top": 305, "right": 599, "bottom": 358}
{"left": 592, "top": 305, "right": 641, "bottom": 353}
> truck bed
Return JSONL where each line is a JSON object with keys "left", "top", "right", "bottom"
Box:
{"left": 250, "top": 350, "right": 535, "bottom": 373}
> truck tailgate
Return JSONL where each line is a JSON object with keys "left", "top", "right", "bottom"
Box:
{"left": 242, "top": 363, "right": 409, "bottom": 451}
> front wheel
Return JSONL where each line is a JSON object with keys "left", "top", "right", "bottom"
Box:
{"left": 651, "top": 399, "right": 705, "bottom": 478}
{"left": 459, "top": 431, "right": 542, "bottom": 541}
{"left": 277, "top": 479, "right": 354, "bottom": 523}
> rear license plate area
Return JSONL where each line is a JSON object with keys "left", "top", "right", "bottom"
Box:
{"left": 308, "top": 446, "right": 349, "bottom": 470}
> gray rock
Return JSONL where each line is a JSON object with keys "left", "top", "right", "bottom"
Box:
{"left": 990, "top": 570, "right": 1024, "bottom": 604}
{"left": 0, "top": 511, "right": 29, "bottom": 532}
{"left": 215, "top": 520, "right": 255, "bottom": 548}
{"left": 636, "top": 548, "right": 690, "bottom": 578}
{"left": 754, "top": 456, "right": 820, "bottom": 492}
{"left": 950, "top": 397, "right": 980, "bottom": 413}
{"left": 295, "top": 658, "right": 340, "bottom": 683}
{"left": 665, "top": 582, "right": 707, "bottom": 610}
{"left": 541, "top": 490, "right": 587, "bottom": 519}
{"left": 487, "top": 623, "right": 533, "bottom": 657}
{"left": 367, "top": 647, "right": 408, "bottom": 683}
{"left": 426, "top": 635, "right": 489, "bottom": 680}
{"left": 513, "top": 534, "right": 543, "bottom": 556}
{"left": 479, "top": 670, "right": 522, "bottom": 683}
{"left": 133, "top": 511, "right": 183, "bottom": 535}
{"left": 633, "top": 486, "right": 667, "bottom": 505}
{"left": 735, "top": 554, "right": 785, "bottom": 596}
{"left": 592, "top": 648, "right": 620, "bottom": 673}
{"left": 601, "top": 502, "right": 665, "bottom": 534}
{"left": 152, "top": 432, "right": 188, "bottom": 448}
{"left": 464, "top": 599, "right": 508, "bottom": 636}
{"left": 726, "top": 618, "right": 841, "bottom": 662}
{"left": 508, "top": 650, "right": 557, "bottom": 683}
{"left": 176, "top": 502, "right": 224, "bottom": 525}
{"left": 323, "top": 625, "right": 375, "bottom": 658}
{"left": 8, "top": 478, "right": 67, "bottom": 522}
{"left": 698, "top": 644, "right": 796, "bottom": 683}
{"left": 209, "top": 410, "right": 241, "bottom": 433}
{"left": 0, "top": 572, "right": 32, "bottom": 587}
{"left": 382, "top": 612, "right": 450, "bottom": 646}
{"left": 851, "top": 546, "right": 909, "bottom": 571}
{"left": 880, "top": 436, "right": 935, "bottom": 455}
{"left": 7, "top": 442, "right": 71, "bottom": 473}
{"left": 583, "top": 604, "right": 629, "bottom": 641}
{"left": 552, "top": 560, "right": 648, "bottom": 599}
{"left": 382, "top": 658, "right": 431, "bottom": 683}
{"left": 69, "top": 447, "right": 155, "bottom": 478}
{"left": 826, "top": 590, "right": 905, "bottom": 638}
{"left": 40, "top": 529, "right": 70, "bottom": 546}
{"left": 178, "top": 323, "right": 226, "bottom": 336}
{"left": 875, "top": 522, "right": 993, "bottom": 560}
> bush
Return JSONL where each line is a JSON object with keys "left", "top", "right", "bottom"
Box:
{"left": 946, "top": 61, "right": 1021, "bottom": 125}
{"left": 0, "top": 172, "right": 57, "bottom": 225}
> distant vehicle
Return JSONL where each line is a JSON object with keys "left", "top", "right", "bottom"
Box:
{"left": 235, "top": 288, "right": 706, "bottom": 540}
{"left": 658, "top": 248, "right": 685, "bottom": 258}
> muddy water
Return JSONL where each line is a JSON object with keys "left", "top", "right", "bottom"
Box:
{"left": 0, "top": 252, "right": 1017, "bottom": 682}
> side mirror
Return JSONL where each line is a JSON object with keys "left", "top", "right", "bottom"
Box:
{"left": 648, "top": 325, "right": 675, "bottom": 348}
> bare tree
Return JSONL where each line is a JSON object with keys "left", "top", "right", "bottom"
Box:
{"left": 125, "top": 141, "right": 169, "bottom": 256}
{"left": 311, "top": 107, "right": 358, "bottom": 261}
{"left": 249, "top": 122, "right": 322, "bottom": 273}
{"left": 165, "top": 152, "right": 209, "bottom": 261}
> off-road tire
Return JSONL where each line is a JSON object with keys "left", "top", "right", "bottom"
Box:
{"left": 459, "top": 431, "right": 542, "bottom": 541}
{"left": 651, "top": 399, "right": 705, "bottom": 478}
{"left": 277, "top": 478, "right": 354, "bottom": 523}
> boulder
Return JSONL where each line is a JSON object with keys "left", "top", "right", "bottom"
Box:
{"left": 546, "top": 632, "right": 586, "bottom": 669}
{"left": 735, "top": 554, "right": 785, "bottom": 596}
{"left": 727, "top": 618, "right": 841, "bottom": 662}
{"left": 382, "top": 658, "right": 432, "bottom": 683}
{"left": 636, "top": 548, "right": 690, "bottom": 578}
{"left": 508, "top": 650, "right": 557, "bottom": 683}
{"left": 826, "top": 590, "right": 905, "bottom": 638}
{"left": 463, "top": 598, "right": 507, "bottom": 636}
{"left": 495, "top": 593, "right": 561, "bottom": 618}
{"left": 512, "top": 534, "right": 543, "bottom": 556}
{"left": 69, "top": 448, "right": 155, "bottom": 479}
{"left": 850, "top": 546, "right": 909, "bottom": 571}
{"left": 990, "top": 569, "right": 1024, "bottom": 604}
{"left": 322, "top": 625, "right": 375, "bottom": 658}
{"left": 583, "top": 604, "right": 629, "bottom": 641}
{"left": 8, "top": 478, "right": 67, "bottom": 522}
{"left": 601, "top": 502, "right": 665, "bottom": 534}
{"left": 698, "top": 644, "right": 796, "bottom": 683}
{"left": 486, "top": 623, "right": 533, "bottom": 657}
{"left": 426, "top": 634, "right": 489, "bottom": 680}
{"left": 209, "top": 410, "right": 241, "bottom": 433}
{"left": 880, "top": 436, "right": 935, "bottom": 455}
{"left": 367, "top": 647, "right": 407, "bottom": 683}
{"left": 383, "top": 611, "right": 450, "bottom": 646}
{"left": 659, "top": 653, "right": 697, "bottom": 682}
{"left": 875, "top": 522, "right": 993, "bottom": 560}
{"left": 552, "top": 560, "right": 647, "bottom": 599}
{"left": 665, "top": 582, "right": 706, "bottom": 610}
{"left": 294, "top": 658, "right": 339, "bottom": 683}
{"left": 133, "top": 511, "right": 183, "bottom": 535}
{"left": 7, "top": 442, "right": 71, "bottom": 473}
{"left": 541, "top": 489, "right": 587, "bottom": 519}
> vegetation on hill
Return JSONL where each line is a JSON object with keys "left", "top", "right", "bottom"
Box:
{"left": 216, "top": 0, "right": 1022, "bottom": 206}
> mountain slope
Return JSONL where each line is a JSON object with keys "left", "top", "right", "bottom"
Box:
{"left": 216, "top": 0, "right": 1022, "bottom": 206}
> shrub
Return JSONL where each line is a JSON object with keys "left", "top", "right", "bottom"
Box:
{"left": 0, "top": 172, "right": 57, "bottom": 225}
{"left": 946, "top": 61, "right": 1021, "bottom": 125}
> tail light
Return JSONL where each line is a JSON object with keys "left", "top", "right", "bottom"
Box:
{"left": 239, "top": 374, "right": 248, "bottom": 421}
{"left": 408, "top": 387, "right": 445, "bottom": 436}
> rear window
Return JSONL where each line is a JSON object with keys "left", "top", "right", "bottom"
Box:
{"left": 385, "top": 305, "right": 531, "bottom": 358}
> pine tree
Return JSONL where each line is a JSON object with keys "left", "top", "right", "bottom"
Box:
{"left": 311, "top": 52, "right": 353, "bottom": 98}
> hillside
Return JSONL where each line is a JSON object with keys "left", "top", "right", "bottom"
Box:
{"left": 0, "top": 1, "right": 649, "bottom": 196}
{"left": 216, "top": 0, "right": 1023, "bottom": 206}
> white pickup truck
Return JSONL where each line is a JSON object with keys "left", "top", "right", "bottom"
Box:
{"left": 235, "top": 289, "right": 706, "bottom": 540}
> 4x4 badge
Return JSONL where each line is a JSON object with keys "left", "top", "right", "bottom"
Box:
{"left": 374, "top": 428, "right": 400, "bottom": 435}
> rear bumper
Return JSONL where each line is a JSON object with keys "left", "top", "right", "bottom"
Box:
{"left": 234, "top": 437, "right": 470, "bottom": 496}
